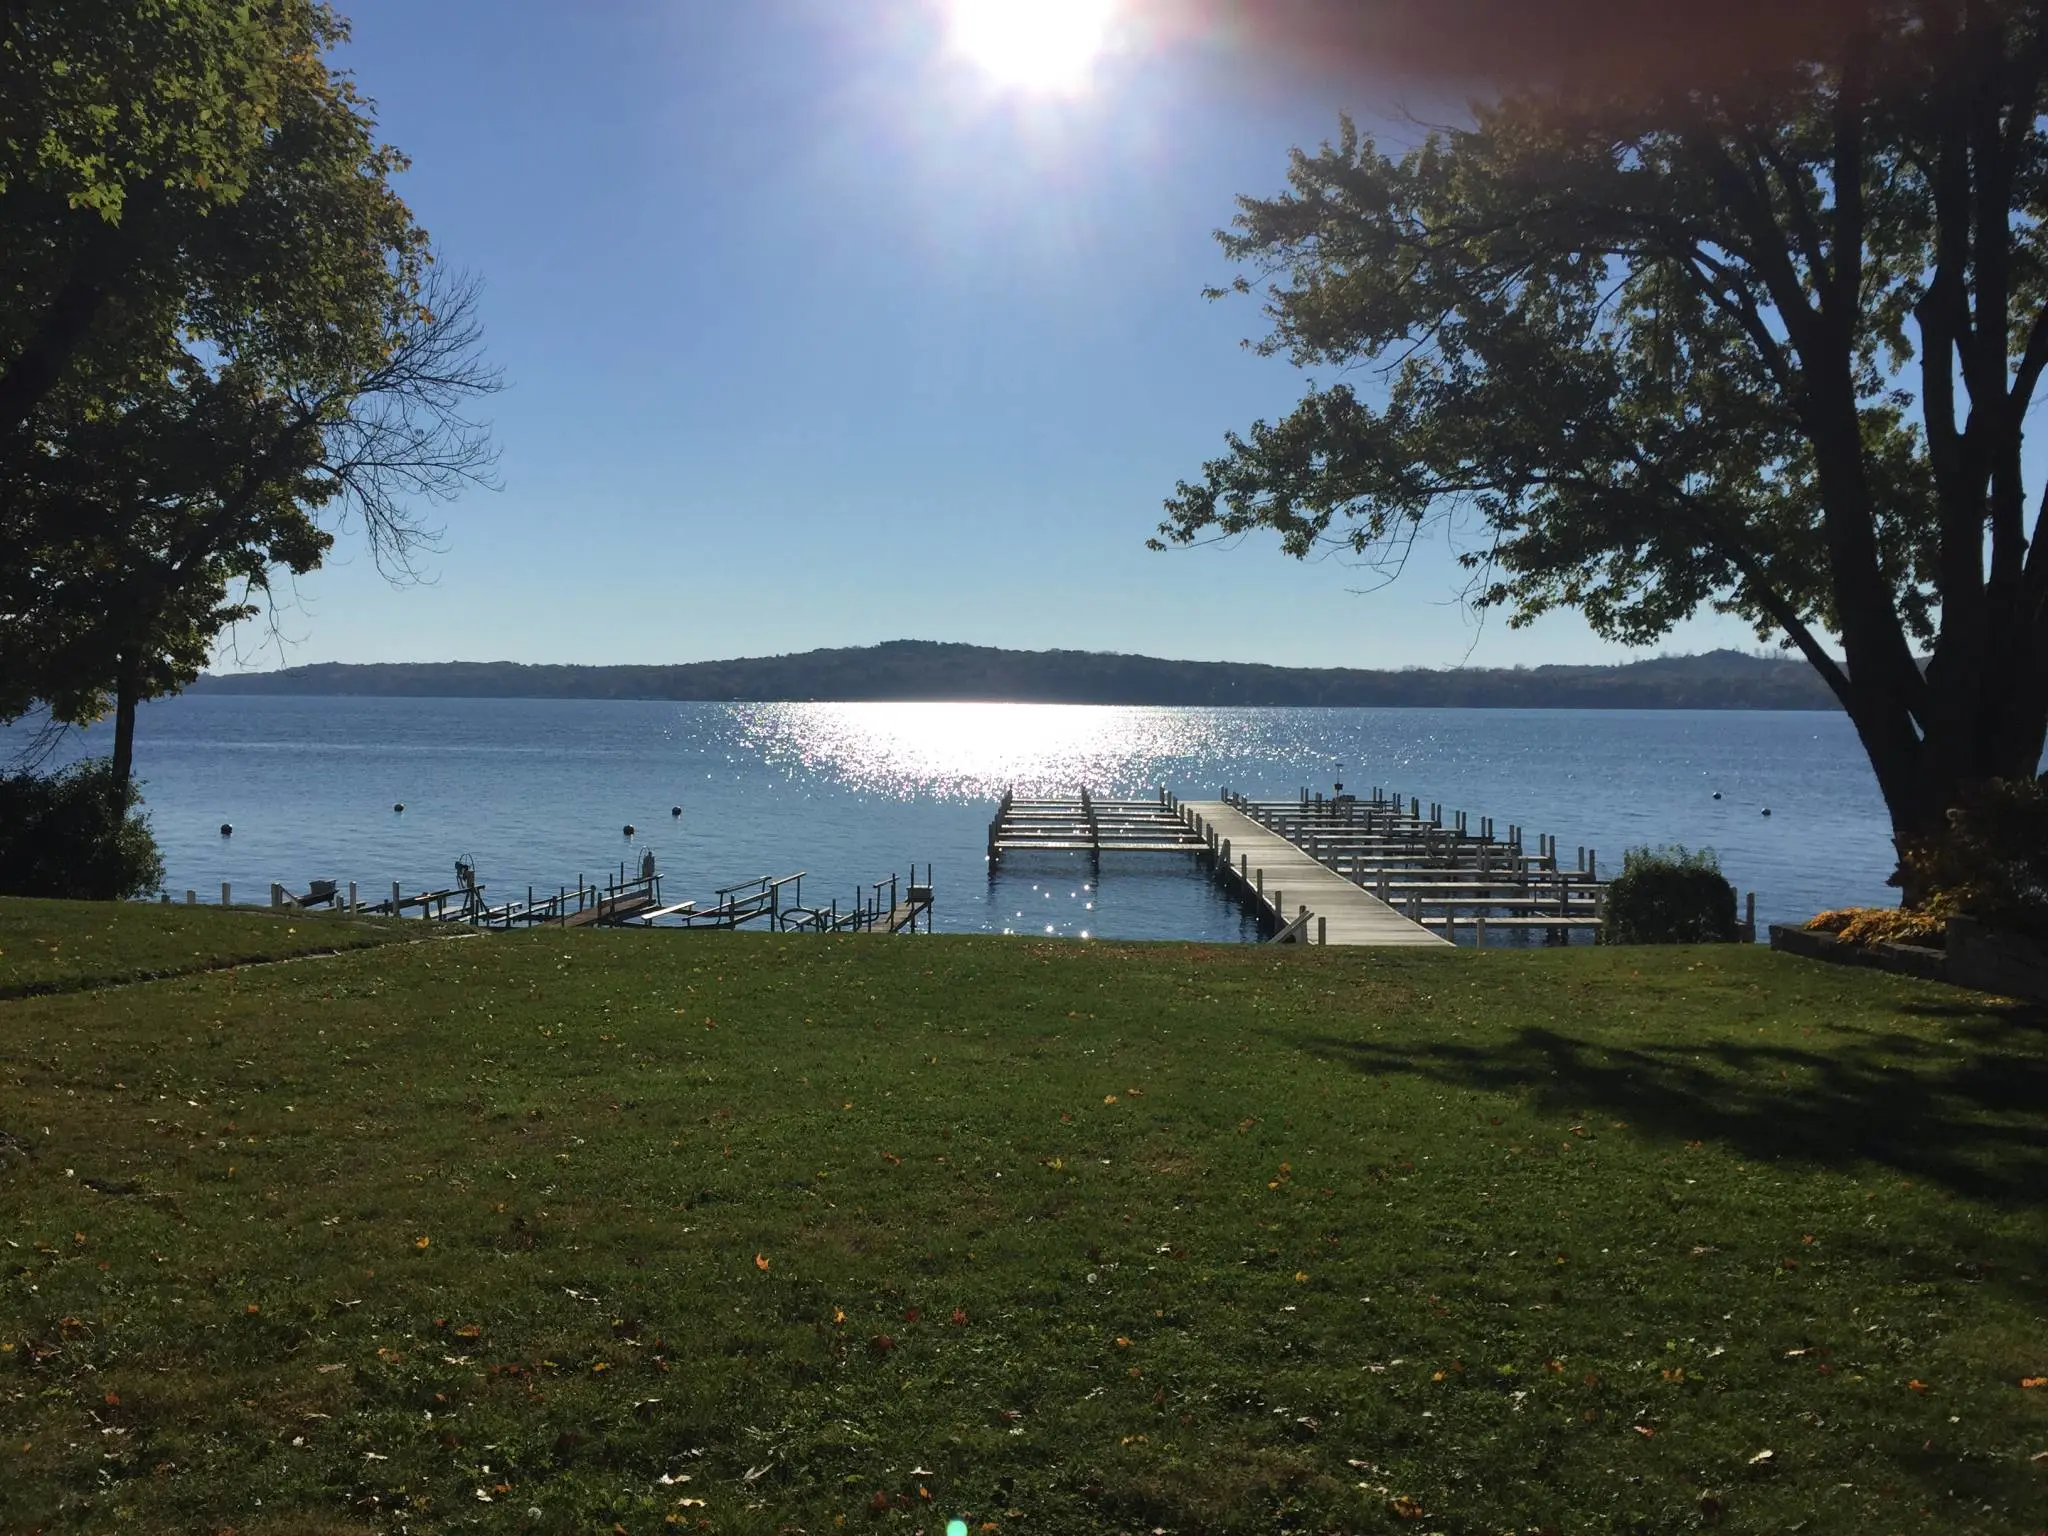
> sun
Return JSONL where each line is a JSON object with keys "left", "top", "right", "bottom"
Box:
{"left": 946, "top": 0, "right": 1117, "bottom": 93}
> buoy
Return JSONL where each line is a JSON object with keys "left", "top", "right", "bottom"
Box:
{"left": 671, "top": 805, "right": 682, "bottom": 818}
{"left": 1761, "top": 807, "right": 1772, "bottom": 817}
{"left": 219, "top": 823, "right": 233, "bottom": 837}
{"left": 393, "top": 803, "right": 405, "bottom": 813}
{"left": 622, "top": 823, "right": 636, "bottom": 837}
{"left": 1712, "top": 792, "right": 1722, "bottom": 800}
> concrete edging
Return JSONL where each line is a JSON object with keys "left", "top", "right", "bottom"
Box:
{"left": 1767, "top": 923, "right": 1948, "bottom": 985}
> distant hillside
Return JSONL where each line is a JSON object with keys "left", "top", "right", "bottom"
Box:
{"left": 189, "top": 641, "right": 1842, "bottom": 709}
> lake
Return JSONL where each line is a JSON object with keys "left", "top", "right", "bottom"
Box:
{"left": 37, "top": 697, "right": 1895, "bottom": 940}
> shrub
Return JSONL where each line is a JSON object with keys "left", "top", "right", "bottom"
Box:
{"left": 1806, "top": 907, "right": 1947, "bottom": 948}
{"left": 0, "top": 759, "right": 165, "bottom": 900}
{"left": 1600, "top": 845, "right": 1739, "bottom": 944}
{"left": 1898, "top": 775, "right": 2048, "bottom": 939}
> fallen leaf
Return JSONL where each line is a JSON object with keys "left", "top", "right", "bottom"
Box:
{"left": 1908, "top": 1379, "right": 1930, "bottom": 1394}
{"left": 754, "top": 1253, "right": 770, "bottom": 1272}
{"left": 949, "top": 1308, "right": 968, "bottom": 1326}
{"left": 1634, "top": 1424, "right": 1657, "bottom": 1437}
{"left": 1748, "top": 1449, "right": 1775, "bottom": 1465}
{"left": 1388, "top": 1495, "right": 1426, "bottom": 1519}
{"left": 2021, "top": 1377, "right": 2046, "bottom": 1389}
{"left": 454, "top": 1323, "right": 483, "bottom": 1339}
{"left": 415, "top": 1236, "right": 431, "bottom": 1250}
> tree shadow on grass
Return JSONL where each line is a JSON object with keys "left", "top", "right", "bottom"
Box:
{"left": 1284, "top": 999, "right": 2048, "bottom": 1207}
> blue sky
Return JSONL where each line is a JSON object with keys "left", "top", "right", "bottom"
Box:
{"left": 238, "top": 0, "right": 1761, "bottom": 673}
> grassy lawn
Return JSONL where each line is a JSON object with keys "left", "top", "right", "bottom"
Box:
{"left": 0, "top": 897, "right": 416, "bottom": 999}
{"left": 1, "top": 909, "right": 2043, "bottom": 1533}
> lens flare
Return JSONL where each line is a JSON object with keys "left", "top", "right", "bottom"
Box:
{"left": 947, "top": 0, "right": 1116, "bottom": 92}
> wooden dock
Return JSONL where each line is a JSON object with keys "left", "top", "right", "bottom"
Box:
{"left": 987, "top": 789, "right": 1207, "bottom": 865}
{"left": 1178, "top": 789, "right": 1612, "bottom": 945}
{"left": 1181, "top": 800, "right": 1450, "bottom": 946}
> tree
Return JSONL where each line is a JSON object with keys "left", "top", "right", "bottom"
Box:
{"left": 0, "top": 269, "right": 497, "bottom": 790}
{"left": 0, "top": 0, "right": 358, "bottom": 442}
{"left": 1155, "top": 1, "right": 2048, "bottom": 894}
{"left": 0, "top": 2, "right": 495, "bottom": 789}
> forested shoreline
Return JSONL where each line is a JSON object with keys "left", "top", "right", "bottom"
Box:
{"left": 190, "top": 640, "right": 1841, "bottom": 709}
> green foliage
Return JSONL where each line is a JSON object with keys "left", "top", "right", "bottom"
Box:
{"left": 1601, "top": 845, "right": 1739, "bottom": 944}
{"left": 0, "top": 927, "right": 2041, "bottom": 1530}
{"left": 1157, "top": 9, "right": 2048, "bottom": 853}
{"left": 0, "top": 759, "right": 163, "bottom": 900}
{"left": 1900, "top": 776, "right": 2048, "bottom": 939}
{"left": 0, "top": 2, "right": 495, "bottom": 780}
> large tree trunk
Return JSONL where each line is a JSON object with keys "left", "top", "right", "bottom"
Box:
{"left": 1851, "top": 642, "right": 2048, "bottom": 905}
{"left": 108, "top": 656, "right": 140, "bottom": 797}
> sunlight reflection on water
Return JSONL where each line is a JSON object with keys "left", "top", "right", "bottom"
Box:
{"left": 734, "top": 702, "right": 1230, "bottom": 801}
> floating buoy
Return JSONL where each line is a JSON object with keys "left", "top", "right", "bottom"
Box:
{"left": 671, "top": 805, "right": 682, "bottom": 818}
{"left": 622, "top": 823, "right": 636, "bottom": 837}
{"left": 393, "top": 803, "right": 405, "bottom": 813}
{"left": 1761, "top": 807, "right": 1772, "bottom": 817}
{"left": 1712, "top": 791, "right": 1722, "bottom": 800}
{"left": 219, "top": 823, "right": 233, "bottom": 837}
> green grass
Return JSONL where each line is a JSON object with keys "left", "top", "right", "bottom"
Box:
{"left": 0, "top": 896, "right": 416, "bottom": 999}
{"left": 1, "top": 910, "right": 2044, "bottom": 1533}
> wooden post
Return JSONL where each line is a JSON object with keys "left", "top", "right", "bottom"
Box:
{"left": 221, "top": 882, "right": 231, "bottom": 907}
{"left": 1589, "top": 849, "right": 1597, "bottom": 880}
{"left": 185, "top": 889, "right": 196, "bottom": 905}
{"left": 1256, "top": 868, "right": 1264, "bottom": 895}
{"left": 348, "top": 881, "right": 358, "bottom": 911}
{"left": 270, "top": 882, "right": 283, "bottom": 908}
{"left": 1745, "top": 891, "right": 1757, "bottom": 940}
{"left": 1475, "top": 916, "right": 1487, "bottom": 949}
{"left": 1317, "top": 915, "right": 1326, "bottom": 945}
{"left": 392, "top": 881, "right": 401, "bottom": 911}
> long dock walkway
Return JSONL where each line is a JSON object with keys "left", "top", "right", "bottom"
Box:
{"left": 1180, "top": 800, "right": 1449, "bottom": 947}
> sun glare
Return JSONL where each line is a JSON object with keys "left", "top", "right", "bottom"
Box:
{"left": 947, "top": 0, "right": 1117, "bottom": 93}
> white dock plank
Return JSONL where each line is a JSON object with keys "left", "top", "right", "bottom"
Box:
{"left": 1181, "top": 801, "right": 1451, "bottom": 948}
